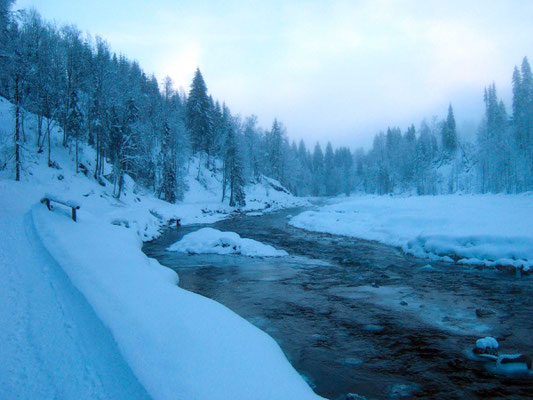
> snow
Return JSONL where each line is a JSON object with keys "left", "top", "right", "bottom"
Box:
{"left": 31, "top": 203, "right": 318, "bottom": 400}
{"left": 244, "top": 175, "right": 309, "bottom": 211}
{"left": 290, "top": 194, "right": 533, "bottom": 270}
{"left": 168, "top": 227, "right": 289, "bottom": 257}
{"left": 0, "top": 97, "right": 321, "bottom": 400}
{"left": 184, "top": 158, "right": 309, "bottom": 214}
{"left": 486, "top": 354, "right": 533, "bottom": 376}
{"left": 0, "top": 183, "right": 151, "bottom": 400}
{"left": 476, "top": 337, "right": 499, "bottom": 350}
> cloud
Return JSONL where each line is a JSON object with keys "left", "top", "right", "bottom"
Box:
{"left": 15, "top": 0, "right": 533, "bottom": 148}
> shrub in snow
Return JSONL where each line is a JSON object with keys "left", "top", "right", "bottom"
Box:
{"left": 167, "top": 228, "right": 288, "bottom": 257}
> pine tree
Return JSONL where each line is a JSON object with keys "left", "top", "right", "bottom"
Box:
{"left": 265, "top": 119, "right": 284, "bottom": 182}
{"left": 160, "top": 121, "right": 177, "bottom": 203}
{"left": 221, "top": 105, "right": 245, "bottom": 207}
{"left": 478, "top": 84, "right": 510, "bottom": 192}
{"left": 312, "top": 142, "right": 324, "bottom": 196}
{"left": 511, "top": 57, "right": 533, "bottom": 191}
{"left": 242, "top": 115, "right": 261, "bottom": 180}
{"left": 324, "top": 141, "right": 335, "bottom": 195}
{"left": 185, "top": 68, "right": 212, "bottom": 157}
{"left": 442, "top": 104, "right": 457, "bottom": 153}
{"left": 66, "top": 89, "right": 83, "bottom": 172}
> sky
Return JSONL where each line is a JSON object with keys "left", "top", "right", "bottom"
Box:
{"left": 14, "top": 0, "right": 533, "bottom": 149}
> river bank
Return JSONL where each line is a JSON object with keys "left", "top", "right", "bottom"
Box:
{"left": 144, "top": 208, "right": 533, "bottom": 399}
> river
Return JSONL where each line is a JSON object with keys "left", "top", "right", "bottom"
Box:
{"left": 142, "top": 207, "right": 533, "bottom": 400}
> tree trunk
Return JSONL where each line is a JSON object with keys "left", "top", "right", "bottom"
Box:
{"left": 47, "top": 120, "right": 51, "bottom": 167}
{"left": 20, "top": 109, "right": 26, "bottom": 143}
{"left": 221, "top": 160, "right": 227, "bottom": 201}
{"left": 14, "top": 75, "right": 20, "bottom": 181}
{"left": 94, "top": 132, "right": 100, "bottom": 178}
{"left": 37, "top": 114, "right": 43, "bottom": 147}
{"left": 197, "top": 152, "right": 202, "bottom": 180}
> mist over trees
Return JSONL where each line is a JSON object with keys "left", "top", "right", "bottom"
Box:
{"left": 0, "top": 4, "right": 531, "bottom": 201}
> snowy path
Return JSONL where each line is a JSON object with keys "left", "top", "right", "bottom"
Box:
{"left": 0, "top": 186, "right": 149, "bottom": 400}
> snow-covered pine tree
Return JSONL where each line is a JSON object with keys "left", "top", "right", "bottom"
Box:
{"left": 442, "top": 104, "right": 457, "bottom": 154}
{"left": 220, "top": 105, "right": 245, "bottom": 207}
{"left": 311, "top": 142, "right": 324, "bottom": 196}
{"left": 265, "top": 119, "right": 284, "bottom": 182}
{"left": 66, "top": 89, "right": 83, "bottom": 173}
{"left": 185, "top": 68, "right": 212, "bottom": 158}
{"left": 401, "top": 124, "right": 416, "bottom": 186}
{"left": 2, "top": 10, "right": 32, "bottom": 180}
{"left": 335, "top": 146, "right": 353, "bottom": 196}
{"left": 242, "top": 115, "right": 262, "bottom": 180}
{"left": 478, "top": 84, "right": 510, "bottom": 193}
{"left": 324, "top": 142, "right": 335, "bottom": 195}
{"left": 61, "top": 25, "right": 84, "bottom": 147}
{"left": 512, "top": 57, "right": 533, "bottom": 190}
{"left": 160, "top": 120, "right": 177, "bottom": 203}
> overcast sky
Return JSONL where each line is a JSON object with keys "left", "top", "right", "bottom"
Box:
{"left": 15, "top": 0, "right": 533, "bottom": 148}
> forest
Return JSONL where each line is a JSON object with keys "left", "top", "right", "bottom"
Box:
{"left": 1, "top": 2, "right": 532, "bottom": 204}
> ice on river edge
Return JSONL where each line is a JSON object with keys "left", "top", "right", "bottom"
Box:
{"left": 167, "top": 227, "right": 289, "bottom": 257}
{"left": 289, "top": 195, "right": 533, "bottom": 271}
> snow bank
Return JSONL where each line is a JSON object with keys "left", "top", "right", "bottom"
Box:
{"left": 244, "top": 175, "right": 310, "bottom": 211}
{"left": 290, "top": 195, "right": 533, "bottom": 270}
{"left": 168, "top": 227, "right": 288, "bottom": 257}
{"left": 486, "top": 354, "right": 533, "bottom": 376}
{"left": 0, "top": 183, "right": 151, "bottom": 400}
{"left": 31, "top": 206, "right": 319, "bottom": 400}
{"left": 476, "top": 337, "right": 499, "bottom": 350}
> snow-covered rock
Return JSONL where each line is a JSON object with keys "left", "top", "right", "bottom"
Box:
{"left": 168, "top": 227, "right": 288, "bottom": 257}
{"left": 476, "top": 337, "right": 499, "bottom": 350}
{"left": 472, "top": 336, "right": 499, "bottom": 359}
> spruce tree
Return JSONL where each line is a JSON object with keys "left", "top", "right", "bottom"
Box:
{"left": 520, "top": 57, "right": 532, "bottom": 148}
{"left": 266, "top": 119, "right": 283, "bottom": 181}
{"left": 221, "top": 105, "right": 245, "bottom": 207}
{"left": 185, "top": 68, "right": 212, "bottom": 156}
{"left": 312, "top": 142, "right": 324, "bottom": 196}
{"left": 324, "top": 142, "right": 335, "bottom": 195}
{"left": 442, "top": 104, "right": 457, "bottom": 153}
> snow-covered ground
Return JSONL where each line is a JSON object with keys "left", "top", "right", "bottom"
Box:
{"left": 0, "top": 97, "right": 321, "bottom": 400}
{"left": 168, "top": 227, "right": 289, "bottom": 257}
{"left": 290, "top": 194, "right": 533, "bottom": 270}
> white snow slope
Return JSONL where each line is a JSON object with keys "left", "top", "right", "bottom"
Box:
{"left": 168, "top": 227, "right": 289, "bottom": 257}
{"left": 290, "top": 194, "right": 533, "bottom": 270}
{"left": 0, "top": 97, "right": 321, "bottom": 400}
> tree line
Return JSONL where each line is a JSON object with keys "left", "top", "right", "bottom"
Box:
{"left": 1, "top": 2, "right": 531, "bottom": 203}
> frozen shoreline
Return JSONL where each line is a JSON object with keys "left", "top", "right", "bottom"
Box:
{"left": 290, "top": 194, "right": 533, "bottom": 271}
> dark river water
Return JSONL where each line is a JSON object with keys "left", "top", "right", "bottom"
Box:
{"left": 142, "top": 207, "right": 533, "bottom": 400}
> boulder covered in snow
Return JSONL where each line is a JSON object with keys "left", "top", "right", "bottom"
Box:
{"left": 473, "top": 337, "right": 499, "bottom": 357}
{"left": 167, "top": 227, "right": 289, "bottom": 257}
